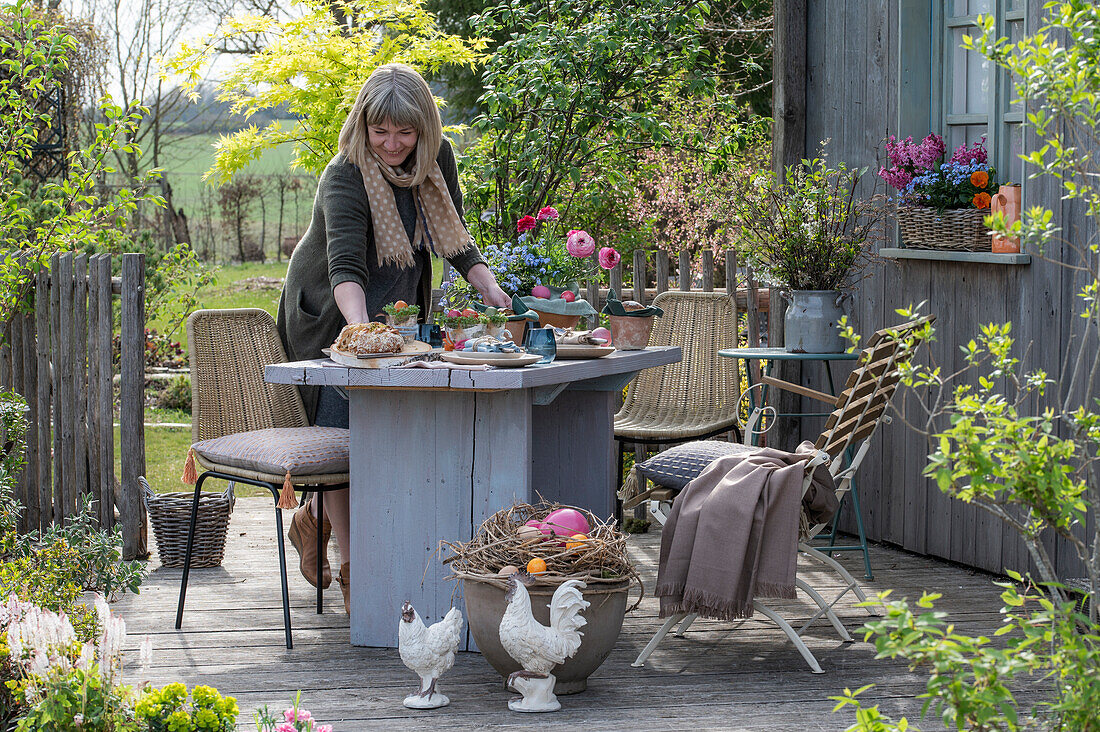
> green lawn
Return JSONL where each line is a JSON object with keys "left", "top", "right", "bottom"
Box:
{"left": 141, "top": 258, "right": 446, "bottom": 496}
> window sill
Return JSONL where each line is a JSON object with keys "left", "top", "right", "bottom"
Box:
{"left": 879, "top": 248, "right": 1031, "bottom": 265}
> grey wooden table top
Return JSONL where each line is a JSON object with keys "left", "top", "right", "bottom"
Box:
{"left": 265, "top": 346, "right": 681, "bottom": 390}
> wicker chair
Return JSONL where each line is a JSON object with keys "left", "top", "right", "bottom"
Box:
{"left": 614, "top": 291, "right": 742, "bottom": 509}
{"left": 175, "top": 308, "right": 349, "bottom": 649}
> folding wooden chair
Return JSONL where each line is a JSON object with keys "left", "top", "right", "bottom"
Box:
{"left": 633, "top": 315, "right": 934, "bottom": 673}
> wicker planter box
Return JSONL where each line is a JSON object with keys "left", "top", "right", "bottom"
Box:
{"left": 897, "top": 205, "right": 989, "bottom": 251}
{"left": 141, "top": 477, "right": 234, "bottom": 568}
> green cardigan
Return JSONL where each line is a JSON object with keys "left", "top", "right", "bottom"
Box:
{"left": 277, "top": 139, "right": 485, "bottom": 422}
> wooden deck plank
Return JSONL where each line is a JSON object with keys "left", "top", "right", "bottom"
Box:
{"left": 116, "top": 498, "right": 1010, "bottom": 730}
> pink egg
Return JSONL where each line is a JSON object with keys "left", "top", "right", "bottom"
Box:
{"left": 531, "top": 285, "right": 552, "bottom": 299}
{"left": 560, "top": 291, "right": 576, "bottom": 302}
{"left": 524, "top": 519, "right": 541, "bottom": 528}
{"left": 539, "top": 508, "right": 590, "bottom": 538}
{"left": 590, "top": 327, "right": 611, "bottom": 344}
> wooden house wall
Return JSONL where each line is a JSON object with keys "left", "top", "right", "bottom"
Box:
{"left": 795, "top": 0, "right": 1091, "bottom": 578}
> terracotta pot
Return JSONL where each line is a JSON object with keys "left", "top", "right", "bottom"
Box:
{"left": 502, "top": 318, "right": 529, "bottom": 344}
{"left": 991, "top": 184, "right": 1022, "bottom": 253}
{"left": 531, "top": 309, "right": 581, "bottom": 329}
{"left": 609, "top": 315, "right": 654, "bottom": 350}
{"left": 461, "top": 577, "right": 630, "bottom": 694}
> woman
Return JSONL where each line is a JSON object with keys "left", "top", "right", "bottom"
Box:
{"left": 276, "top": 63, "right": 510, "bottom": 612}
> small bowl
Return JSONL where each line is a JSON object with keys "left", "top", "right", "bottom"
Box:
{"left": 445, "top": 323, "right": 489, "bottom": 344}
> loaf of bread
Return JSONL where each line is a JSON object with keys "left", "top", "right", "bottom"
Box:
{"left": 332, "top": 322, "right": 404, "bottom": 355}
{"left": 622, "top": 300, "right": 646, "bottom": 312}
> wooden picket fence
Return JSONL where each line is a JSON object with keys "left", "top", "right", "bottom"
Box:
{"left": 437, "top": 247, "right": 771, "bottom": 340}
{"left": 0, "top": 252, "right": 147, "bottom": 560}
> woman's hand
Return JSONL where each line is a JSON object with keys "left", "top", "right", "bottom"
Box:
{"left": 465, "top": 263, "right": 512, "bottom": 308}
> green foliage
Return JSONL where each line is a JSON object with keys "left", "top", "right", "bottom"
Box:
{"left": 165, "top": 0, "right": 484, "bottom": 181}
{"left": 156, "top": 375, "right": 192, "bottom": 413}
{"left": 832, "top": 585, "right": 1100, "bottom": 731}
{"left": 135, "top": 683, "right": 239, "bottom": 732}
{"left": 462, "top": 0, "right": 723, "bottom": 238}
{"left": 730, "top": 158, "right": 886, "bottom": 291}
{"left": 0, "top": 1, "right": 167, "bottom": 321}
{"left": 15, "top": 665, "right": 138, "bottom": 732}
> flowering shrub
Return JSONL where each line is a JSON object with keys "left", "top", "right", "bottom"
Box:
{"left": 441, "top": 205, "right": 618, "bottom": 307}
{"left": 879, "top": 133, "right": 997, "bottom": 211}
{"left": 3, "top": 594, "right": 145, "bottom": 731}
{"left": 255, "top": 694, "right": 332, "bottom": 732}
{"left": 136, "top": 682, "right": 239, "bottom": 732}
{"left": 730, "top": 157, "right": 886, "bottom": 291}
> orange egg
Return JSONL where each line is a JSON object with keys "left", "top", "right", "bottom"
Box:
{"left": 394, "top": 300, "right": 408, "bottom": 309}
{"left": 526, "top": 557, "right": 547, "bottom": 574}
{"left": 565, "top": 533, "right": 588, "bottom": 550}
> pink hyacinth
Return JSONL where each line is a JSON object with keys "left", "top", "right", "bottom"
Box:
{"left": 536, "top": 206, "right": 559, "bottom": 221}
{"left": 598, "top": 246, "right": 621, "bottom": 270}
{"left": 949, "top": 136, "right": 989, "bottom": 165}
{"left": 566, "top": 229, "right": 596, "bottom": 258}
{"left": 316, "top": 726, "right": 333, "bottom": 732}
{"left": 275, "top": 723, "right": 295, "bottom": 732}
{"left": 516, "top": 215, "right": 537, "bottom": 233}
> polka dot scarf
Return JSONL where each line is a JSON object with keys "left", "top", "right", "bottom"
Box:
{"left": 360, "top": 148, "right": 473, "bottom": 268}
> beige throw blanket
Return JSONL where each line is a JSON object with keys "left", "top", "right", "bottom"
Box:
{"left": 656, "top": 442, "right": 839, "bottom": 621}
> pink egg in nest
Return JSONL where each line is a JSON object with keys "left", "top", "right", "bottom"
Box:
{"left": 538, "top": 508, "right": 591, "bottom": 539}
{"left": 589, "top": 327, "right": 611, "bottom": 344}
{"left": 560, "top": 291, "right": 576, "bottom": 302}
{"left": 531, "top": 285, "right": 552, "bottom": 299}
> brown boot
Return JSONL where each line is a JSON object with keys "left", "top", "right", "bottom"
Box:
{"left": 337, "top": 562, "right": 351, "bottom": 615}
{"left": 287, "top": 498, "right": 332, "bottom": 588}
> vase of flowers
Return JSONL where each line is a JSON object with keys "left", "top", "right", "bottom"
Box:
{"left": 879, "top": 134, "right": 997, "bottom": 251}
{"left": 441, "top": 206, "right": 619, "bottom": 328}
{"left": 730, "top": 157, "right": 886, "bottom": 353}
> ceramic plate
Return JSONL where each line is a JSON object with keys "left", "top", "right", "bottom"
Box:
{"left": 554, "top": 344, "right": 615, "bottom": 359}
{"left": 440, "top": 352, "right": 542, "bottom": 368}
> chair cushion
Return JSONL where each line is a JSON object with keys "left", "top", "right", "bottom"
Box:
{"left": 192, "top": 426, "right": 349, "bottom": 477}
{"left": 636, "top": 440, "right": 755, "bottom": 490}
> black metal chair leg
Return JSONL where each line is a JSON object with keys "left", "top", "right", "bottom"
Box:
{"left": 175, "top": 473, "right": 208, "bottom": 630}
{"left": 271, "top": 492, "right": 293, "bottom": 649}
{"left": 315, "top": 490, "right": 324, "bottom": 614}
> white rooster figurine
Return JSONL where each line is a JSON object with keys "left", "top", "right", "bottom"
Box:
{"left": 498, "top": 571, "right": 589, "bottom": 712}
{"left": 398, "top": 602, "right": 464, "bottom": 709}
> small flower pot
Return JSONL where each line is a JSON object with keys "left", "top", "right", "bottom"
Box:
{"left": 609, "top": 315, "right": 654, "bottom": 350}
{"left": 531, "top": 309, "right": 581, "bottom": 329}
{"left": 502, "top": 318, "right": 529, "bottom": 344}
{"left": 460, "top": 576, "right": 630, "bottom": 694}
{"left": 444, "top": 323, "right": 489, "bottom": 344}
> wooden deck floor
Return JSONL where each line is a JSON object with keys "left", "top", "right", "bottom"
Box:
{"left": 115, "top": 497, "right": 1009, "bottom": 731}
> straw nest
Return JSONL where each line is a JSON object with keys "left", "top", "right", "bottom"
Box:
{"left": 442, "top": 500, "right": 643, "bottom": 610}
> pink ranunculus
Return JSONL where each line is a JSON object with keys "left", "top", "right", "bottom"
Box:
{"left": 316, "top": 726, "right": 334, "bottom": 732}
{"left": 275, "top": 723, "right": 295, "bottom": 732}
{"left": 566, "top": 229, "right": 596, "bottom": 258}
{"left": 598, "top": 246, "right": 621, "bottom": 270}
{"left": 536, "top": 206, "right": 559, "bottom": 221}
{"left": 516, "top": 215, "right": 537, "bottom": 233}
{"left": 283, "top": 709, "right": 296, "bottom": 723}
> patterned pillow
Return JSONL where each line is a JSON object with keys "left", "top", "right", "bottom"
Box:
{"left": 636, "top": 440, "right": 755, "bottom": 490}
{"left": 192, "top": 426, "right": 349, "bottom": 477}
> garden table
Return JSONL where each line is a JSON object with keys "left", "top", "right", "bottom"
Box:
{"left": 718, "top": 347, "right": 874, "bottom": 579}
{"left": 265, "top": 346, "right": 681, "bottom": 649}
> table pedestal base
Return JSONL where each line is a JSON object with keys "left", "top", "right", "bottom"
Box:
{"left": 348, "top": 385, "right": 618, "bottom": 648}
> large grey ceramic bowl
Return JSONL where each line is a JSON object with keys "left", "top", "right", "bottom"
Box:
{"left": 461, "top": 577, "right": 631, "bottom": 694}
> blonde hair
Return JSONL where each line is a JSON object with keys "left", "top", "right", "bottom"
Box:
{"left": 338, "top": 63, "right": 442, "bottom": 186}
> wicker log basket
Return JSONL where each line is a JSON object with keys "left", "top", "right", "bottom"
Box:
{"left": 897, "top": 205, "right": 990, "bottom": 251}
{"left": 141, "top": 476, "right": 234, "bottom": 568}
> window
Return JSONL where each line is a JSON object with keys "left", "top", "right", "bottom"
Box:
{"left": 935, "top": 1, "right": 1025, "bottom": 183}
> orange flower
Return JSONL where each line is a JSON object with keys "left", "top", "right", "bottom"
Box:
{"left": 970, "top": 170, "right": 989, "bottom": 189}
{"left": 973, "top": 192, "right": 992, "bottom": 209}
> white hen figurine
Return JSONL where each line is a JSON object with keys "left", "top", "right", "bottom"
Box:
{"left": 398, "top": 602, "right": 464, "bottom": 709}
{"left": 498, "top": 571, "right": 589, "bottom": 712}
